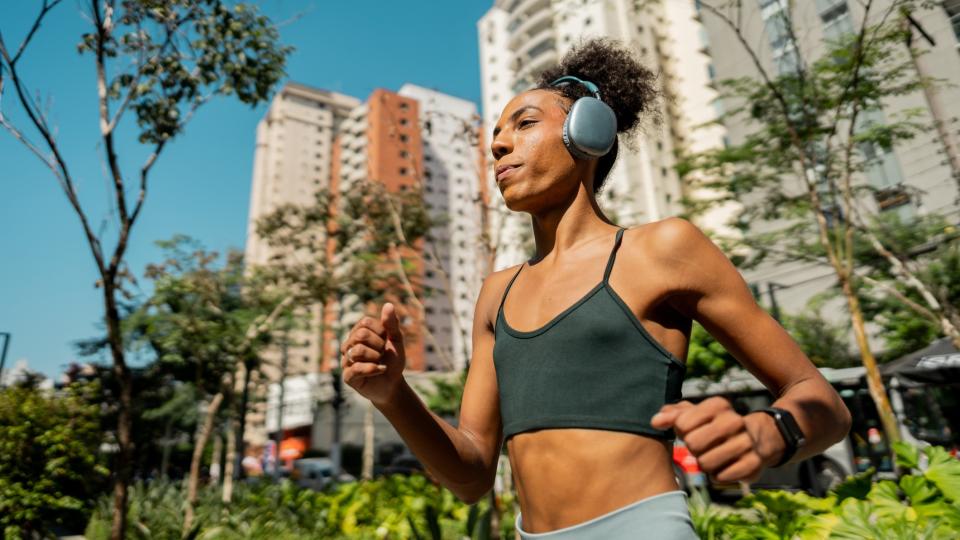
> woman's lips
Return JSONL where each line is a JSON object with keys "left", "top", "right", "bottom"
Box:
{"left": 497, "top": 165, "right": 521, "bottom": 182}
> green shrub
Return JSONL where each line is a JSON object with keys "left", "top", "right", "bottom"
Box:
{"left": 85, "top": 474, "right": 515, "bottom": 539}
{"left": 688, "top": 443, "right": 960, "bottom": 539}
{"left": 0, "top": 382, "right": 108, "bottom": 539}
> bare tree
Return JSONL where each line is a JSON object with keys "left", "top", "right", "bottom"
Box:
{"left": 0, "top": 3, "right": 290, "bottom": 537}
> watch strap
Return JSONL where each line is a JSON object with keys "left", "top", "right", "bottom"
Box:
{"left": 757, "top": 407, "right": 805, "bottom": 467}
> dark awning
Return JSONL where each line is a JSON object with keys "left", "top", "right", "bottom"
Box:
{"left": 881, "top": 338, "right": 960, "bottom": 384}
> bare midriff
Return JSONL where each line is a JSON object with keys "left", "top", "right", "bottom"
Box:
{"left": 507, "top": 428, "right": 679, "bottom": 533}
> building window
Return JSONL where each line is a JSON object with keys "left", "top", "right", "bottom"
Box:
{"left": 400, "top": 150, "right": 410, "bottom": 159}
{"left": 399, "top": 134, "right": 409, "bottom": 142}
{"left": 661, "top": 167, "right": 668, "bottom": 177}
{"left": 944, "top": 0, "right": 960, "bottom": 43}
{"left": 399, "top": 102, "right": 409, "bottom": 110}
{"left": 400, "top": 118, "right": 409, "bottom": 126}
{"left": 399, "top": 167, "right": 408, "bottom": 175}
{"left": 817, "top": 0, "right": 854, "bottom": 41}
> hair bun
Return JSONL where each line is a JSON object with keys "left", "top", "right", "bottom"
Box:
{"left": 537, "top": 38, "right": 659, "bottom": 140}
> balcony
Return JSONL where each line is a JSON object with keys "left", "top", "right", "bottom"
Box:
{"left": 516, "top": 30, "right": 556, "bottom": 64}
{"left": 507, "top": 6, "right": 553, "bottom": 51}
{"left": 506, "top": 0, "right": 550, "bottom": 31}
{"left": 874, "top": 184, "right": 911, "bottom": 211}
{"left": 513, "top": 46, "right": 558, "bottom": 85}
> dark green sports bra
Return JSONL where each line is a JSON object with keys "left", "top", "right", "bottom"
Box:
{"left": 493, "top": 227, "right": 686, "bottom": 441}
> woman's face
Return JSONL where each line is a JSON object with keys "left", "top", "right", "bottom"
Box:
{"left": 491, "top": 89, "right": 588, "bottom": 212}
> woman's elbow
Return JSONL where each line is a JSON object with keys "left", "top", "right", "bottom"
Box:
{"left": 449, "top": 477, "right": 495, "bottom": 505}
{"left": 456, "top": 485, "right": 493, "bottom": 505}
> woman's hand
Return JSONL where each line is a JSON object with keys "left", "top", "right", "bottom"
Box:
{"left": 651, "top": 397, "right": 787, "bottom": 483}
{"left": 340, "top": 302, "right": 406, "bottom": 406}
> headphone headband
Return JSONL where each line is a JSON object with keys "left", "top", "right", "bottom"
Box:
{"left": 550, "top": 76, "right": 602, "bottom": 101}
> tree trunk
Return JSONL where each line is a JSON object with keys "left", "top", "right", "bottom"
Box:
{"left": 183, "top": 391, "right": 224, "bottom": 536}
{"left": 362, "top": 400, "right": 375, "bottom": 480}
{"left": 105, "top": 283, "right": 133, "bottom": 540}
{"left": 840, "top": 277, "right": 902, "bottom": 445}
{"left": 221, "top": 413, "right": 236, "bottom": 504}
{"left": 488, "top": 490, "right": 500, "bottom": 539}
{"left": 233, "top": 362, "right": 252, "bottom": 481}
{"left": 160, "top": 417, "right": 173, "bottom": 479}
{"left": 210, "top": 433, "right": 223, "bottom": 484}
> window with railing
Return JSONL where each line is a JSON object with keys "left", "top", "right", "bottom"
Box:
{"left": 944, "top": 0, "right": 960, "bottom": 44}
{"left": 527, "top": 38, "right": 555, "bottom": 59}
{"left": 816, "top": 0, "right": 854, "bottom": 41}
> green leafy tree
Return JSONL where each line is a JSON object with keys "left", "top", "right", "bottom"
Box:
{"left": 855, "top": 215, "right": 960, "bottom": 361}
{"left": 0, "top": 380, "right": 109, "bottom": 539}
{"left": 681, "top": 0, "right": 960, "bottom": 445}
{"left": 0, "top": 3, "right": 291, "bottom": 537}
{"left": 256, "top": 177, "right": 434, "bottom": 479}
{"left": 131, "top": 236, "right": 292, "bottom": 532}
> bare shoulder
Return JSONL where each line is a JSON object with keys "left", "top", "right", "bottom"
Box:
{"left": 623, "top": 216, "right": 713, "bottom": 265}
{"left": 474, "top": 263, "right": 524, "bottom": 331}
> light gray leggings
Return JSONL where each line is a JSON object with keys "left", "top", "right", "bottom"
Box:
{"left": 515, "top": 490, "right": 699, "bottom": 539}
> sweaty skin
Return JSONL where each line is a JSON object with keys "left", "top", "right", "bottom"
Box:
{"left": 340, "top": 90, "right": 852, "bottom": 534}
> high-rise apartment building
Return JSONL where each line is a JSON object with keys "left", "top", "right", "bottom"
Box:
{"left": 477, "top": 0, "right": 730, "bottom": 269}
{"left": 398, "top": 84, "right": 488, "bottom": 372}
{"left": 244, "top": 82, "right": 484, "bottom": 450}
{"left": 697, "top": 0, "right": 960, "bottom": 315}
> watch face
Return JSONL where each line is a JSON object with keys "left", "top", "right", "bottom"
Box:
{"left": 777, "top": 408, "right": 806, "bottom": 447}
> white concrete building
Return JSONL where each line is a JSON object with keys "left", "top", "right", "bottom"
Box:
{"left": 244, "top": 82, "right": 486, "bottom": 447}
{"left": 696, "top": 0, "right": 960, "bottom": 317}
{"left": 477, "top": 0, "right": 731, "bottom": 269}
{"left": 399, "top": 84, "right": 486, "bottom": 372}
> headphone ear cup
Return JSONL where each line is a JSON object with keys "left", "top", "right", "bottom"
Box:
{"left": 562, "top": 97, "right": 617, "bottom": 160}
{"left": 561, "top": 113, "right": 590, "bottom": 160}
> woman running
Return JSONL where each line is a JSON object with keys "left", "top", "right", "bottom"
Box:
{"left": 339, "top": 39, "right": 852, "bottom": 539}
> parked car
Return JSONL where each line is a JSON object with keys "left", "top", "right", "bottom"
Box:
{"left": 291, "top": 457, "right": 334, "bottom": 490}
{"left": 381, "top": 453, "right": 426, "bottom": 477}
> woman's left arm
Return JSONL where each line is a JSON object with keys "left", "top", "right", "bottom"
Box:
{"left": 648, "top": 218, "right": 852, "bottom": 483}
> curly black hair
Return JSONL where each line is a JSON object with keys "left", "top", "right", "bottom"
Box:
{"left": 536, "top": 38, "right": 660, "bottom": 194}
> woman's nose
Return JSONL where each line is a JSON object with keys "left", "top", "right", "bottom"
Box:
{"left": 491, "top": 133, "right": 511, "bottom": 161}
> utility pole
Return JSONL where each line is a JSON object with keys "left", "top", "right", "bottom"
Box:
{"left": 330, "top": 366, "right": 345, "bottom": 478}
{"left": 0, "top": 332, "right": 9, "bottom": 387}
{"left": 767, "top": 283, "right": 785, "bottom": 323}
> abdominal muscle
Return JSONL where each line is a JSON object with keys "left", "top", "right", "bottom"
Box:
{"left": 507, "top": 428, "right": 680, "bottom": 533}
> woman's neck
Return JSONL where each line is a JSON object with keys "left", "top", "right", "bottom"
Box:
{"left": 529, "top": 186, "right": 617, "bottom": 261}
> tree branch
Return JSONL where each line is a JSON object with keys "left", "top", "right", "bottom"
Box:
{"left": 9, "top": 0, "right": 64, "bottom": 67}
{"left": 0, "top": 25, "right": 106, "bottom": 274}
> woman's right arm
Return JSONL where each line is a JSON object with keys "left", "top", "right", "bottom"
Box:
{"left": 340, "top": 276, "right": 504, "bottom": 503}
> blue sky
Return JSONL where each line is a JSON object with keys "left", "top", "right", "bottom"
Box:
{"left": 0, "top": 1, "right": 491, "bottom": 378}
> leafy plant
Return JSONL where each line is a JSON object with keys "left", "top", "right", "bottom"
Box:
{"left": 0, "top": 382, "right": 109, "bottom": 539}
{"left": 85, "top": 474, "right": 509, "bottom": 540}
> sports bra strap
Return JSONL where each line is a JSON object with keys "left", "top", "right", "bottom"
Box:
{"left": 603, "top": 228, "right": 626, "bottom": 283}
{"left": 497, "top": 263, "right": 525, "bottom": 317}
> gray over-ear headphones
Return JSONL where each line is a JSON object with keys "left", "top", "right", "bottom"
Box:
{"left": 550, "top": 76, "right": 617, "bottom": 160}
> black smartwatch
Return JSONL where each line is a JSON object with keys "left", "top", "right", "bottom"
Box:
{"left": 755, "top": 407, "right": 806, "bottom": 467}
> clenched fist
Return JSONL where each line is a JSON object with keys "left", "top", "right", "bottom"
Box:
{"left": 339, "top": 302, "right": 406, "bottom": 406}
{"left": 650, "top": 397, "right": 786, "bottom": 484}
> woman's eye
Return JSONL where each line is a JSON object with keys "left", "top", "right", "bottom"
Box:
{"left": 519, "top": 119, "right": 536, "bottom": 128}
